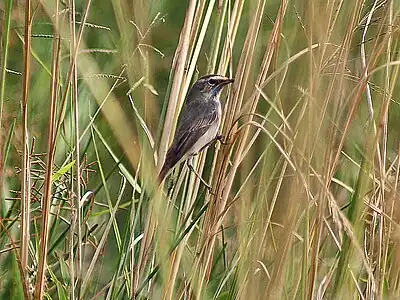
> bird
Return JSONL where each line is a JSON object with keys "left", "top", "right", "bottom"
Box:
{"left": 158, "top": 74, "right": 234, "bottom": 186}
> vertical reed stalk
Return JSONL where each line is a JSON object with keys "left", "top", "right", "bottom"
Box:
{"left": 21, "top": 0, "right": 32, "bottom": 292}
{"left": 0, "top": 0, "right": 13, "bottom": 214}
{"left": 34, "top": 0, "right": 60, "bottom": 298}
{"left": 69, "top": 0, "right": 82, "bottom": 296}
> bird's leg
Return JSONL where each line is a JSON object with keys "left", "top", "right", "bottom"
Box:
{"left": 186, "top": 156, "right": 213, "bottom": 191}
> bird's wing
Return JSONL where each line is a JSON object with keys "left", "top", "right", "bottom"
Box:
{"left": 164, "top": 101, "right": 219, "bottom": 169}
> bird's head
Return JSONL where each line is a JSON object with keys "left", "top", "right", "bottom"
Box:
{"left": 186, "top": 74, "right": 234, "bottom": 103}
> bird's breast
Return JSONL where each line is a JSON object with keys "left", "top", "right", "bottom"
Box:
{"left": 188, "top": 100, "right": 221, "bottom": 156}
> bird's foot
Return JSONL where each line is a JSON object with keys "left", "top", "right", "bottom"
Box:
{"left": 216, "top": 134, "right": 231, "bottom": 145}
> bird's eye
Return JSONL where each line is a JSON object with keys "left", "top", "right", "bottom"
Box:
{"left": 208, "top": 78, "right": 217, "bottom": 85}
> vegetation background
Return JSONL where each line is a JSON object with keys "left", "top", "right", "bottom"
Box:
{"left": 1, "top": 0, "right": 400, "bottom": 299}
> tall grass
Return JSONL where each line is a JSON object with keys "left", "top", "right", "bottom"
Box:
{"left": 1, "top": 0, "right": 400, "bottom": 299}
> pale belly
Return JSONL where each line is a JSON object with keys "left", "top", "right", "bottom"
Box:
{"left": 187, "top": 101, "right": 221, "bottom": 156}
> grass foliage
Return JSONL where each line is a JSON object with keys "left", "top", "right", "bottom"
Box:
{"left": 1, "top": 0, "right": 400, "bottom": 299}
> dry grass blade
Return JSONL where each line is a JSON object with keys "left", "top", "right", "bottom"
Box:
{"left": 0, "top": 1, "right": 14, "bottom": 214}
{"left": 158, "top": 0, "right": 198, "bottom": 171}
{"left": 20, "top": 0, "right": 32, "bottom": 297}
{"left": 34, "top": 0, "right": 60, "bottom": 297}
{"left": 69, "top": 0, "right": 81, "bottom": 297}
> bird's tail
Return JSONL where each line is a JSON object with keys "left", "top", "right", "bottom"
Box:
{"left": 157, "top": 163, "right": 170, "bottom": 185}
{"left": 158, "top": 148, "right": 179, "bottom": 185}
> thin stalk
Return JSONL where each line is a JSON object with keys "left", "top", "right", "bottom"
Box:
{"left": 80, "top": 127, "right": 126, "bottom": 297}
{"left": 207, "top": 0, "right": 228, "bottom": 74}
{"left": 218, "top": 0, "right": 245, "bottom": 74}
{"left": 34, "top": 0, "right": 60, "bottom": 297}
{"left": 69, "top": 0, "right": 82, "bottom": 297}
{"left": 51, "top": 0, "right": 92, "bottom": 147}
{"left": 380, "top": 1, "right": 394, "bottom": 297}
{"left": 21, "top": 0, "right": 32, "bottom": 294}
{"left": 158, "top": 0, "right": 197, "bottom": 170}
{"left": 0, "top": 0, "right": 13, "bottom": 214}
{"left": 182, "top": 0, "right": 216, "bottom": 96}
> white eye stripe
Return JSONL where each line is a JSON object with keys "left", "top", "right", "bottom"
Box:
{"left": 209, "top": 76, "right": 227, "bottom": 81}
{"left": 200, "top": 75, "right": 228, "bottom": 82}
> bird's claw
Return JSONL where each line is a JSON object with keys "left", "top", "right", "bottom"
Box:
{"left": 216, "top": 134, "right": 230, "bottom": 145}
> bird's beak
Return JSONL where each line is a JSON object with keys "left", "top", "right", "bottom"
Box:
{"left": 219, "top": 78, "right": 234, "bottom": 87}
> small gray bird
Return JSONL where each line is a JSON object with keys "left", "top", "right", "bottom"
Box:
{"left": 158, "top": 74, "right": 234, "bottom": 185}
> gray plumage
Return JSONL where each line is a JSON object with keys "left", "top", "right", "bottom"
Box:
{"left": 158, "top": 74, "right": 234, "bottom": 183}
